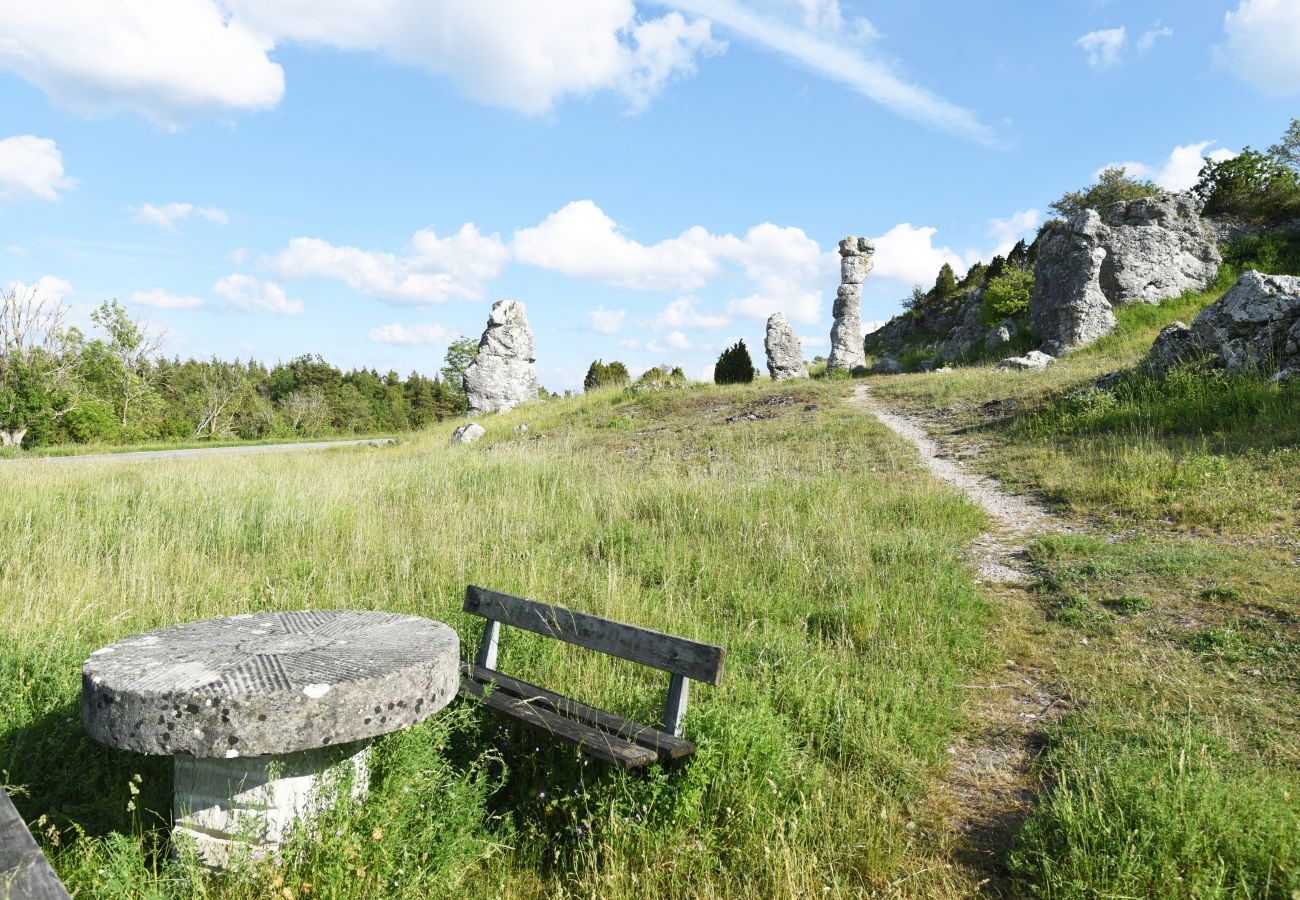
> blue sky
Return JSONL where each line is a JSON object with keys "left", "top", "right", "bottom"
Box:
{"left": 2, "top": 0, "right": 1297, "bottom": 390}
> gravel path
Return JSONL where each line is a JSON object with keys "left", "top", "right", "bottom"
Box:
{"left": 5, "top": 438, "right": 395, "bottom": 466}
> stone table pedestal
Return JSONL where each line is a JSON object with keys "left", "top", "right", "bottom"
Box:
{"left": 82, "top": 610, "right": 458, "bottom": 869}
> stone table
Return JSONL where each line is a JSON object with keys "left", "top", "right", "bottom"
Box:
{"left": 82, "top": 610, "right": 458, "bottom": 869}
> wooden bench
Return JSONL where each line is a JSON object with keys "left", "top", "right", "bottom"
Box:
{"left": 0, "top": 792, "right": 71, "bottom": 900}
{"left": 458, "top": 586, "right": 725, "bottom": 769}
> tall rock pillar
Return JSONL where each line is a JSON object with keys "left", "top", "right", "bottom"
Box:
{"left": 463, "top": 299, "right": 538, "bottom": 416}
{"left": 828, "top": 236, "right": 873, "bottom": 373}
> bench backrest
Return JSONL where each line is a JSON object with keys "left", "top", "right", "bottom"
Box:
{"left": 463, "top": 586, "right": 725, "bottom": 686}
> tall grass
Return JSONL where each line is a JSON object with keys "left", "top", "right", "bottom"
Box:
{"left": 1, "top": 380, "right": 995, "bottom": 897}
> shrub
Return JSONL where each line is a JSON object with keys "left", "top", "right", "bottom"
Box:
{"left": 1221, "top": 231, "right": 1300, "bottom": 277}
{"left": 1049, "top": 166, "right": 1163, "bottom": 220}
{"left": 980, "top": 266, "right": 1034, "bottom": 325}
{"left": 1194, "top": 149, "right": 1300, "bottom": 224}
{"left": 714, "top": 341, "right": 756, "bottom": 385}
{"left": 933, "top": 263, "right": 957, "bottom": 298}
{"left": 583, "top": 359, "right": 630, "bottom": 392}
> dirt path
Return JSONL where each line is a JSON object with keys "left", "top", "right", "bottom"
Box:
{"left": 849, "top": 384, "right": 1069, "bottom": 895}
{"left": 4, "top": 438, "right": 395, "bottom": 466}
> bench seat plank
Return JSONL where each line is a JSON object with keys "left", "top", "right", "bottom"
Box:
{"left": 462, "top": 663, "right": 696, "bottom": 760}
{"left": 464, "top": 586, "right": 725, "bottom": 685}
{"left": 0, "top": 792, "right": 72, "bottom": 900}
{"left": 459, "top": 676, "right": 658, "bottom": 769}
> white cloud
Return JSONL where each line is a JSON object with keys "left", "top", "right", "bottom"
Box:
{"left": 1136, "top": 23, "right": 1173, "bottom": 53}
{"left": 0, "top": 0, "right": 284, "bottom": 123}
{"left": 130, "top": 202, "right": 229, "bottom": 231}
{"left": 0, "top": 1, "right": 718, "bottom": 122}
{"left": 663, "top": 0, "right": 998, "bottom": 145}
{"left": 0, "top": 135, "right": 75, "bottom": 206}
{"left": 646, "top": 330, "right": 695, "bottom": 353}
{"left": 869, "top": 223, "right": 967, "bottom": 287}
{"left": 617, "top": 338, "right": 642, "bottom": 349}
{"left": 229, "top": 248, "right": 249, "bottom": 266}
{"left": 587, "top": 306, "right": 627, "bottom": 334}
{"left": 860, "top": 320, "right": 886, "bottom": 337}
{"left": 6, "top": 276, "right": 73, "bottom": 303}
{"left": 132, "top": 288, "right": 205, "bottom": 310}
{"left": 213, "top": 274, "right": 303, "bottom": 315}
{"left": 1105, "top": 141, "right": 1237, "bottom": 192}
{"left": 264, "top": 224, "right": 508, "bottom": 306}
{"left": 1218, "top": 0, "right": 1300, "bottom": 96}
{"left": 6, "top": 245, "right": 26, "bottom": 256}
{"left": 643, "top": 296, "right": 731, "bottom": 330}
{"left": 801, "top": 334, "right": 828, "bottom": 347}
{"left": 367, "top": 322, "right": 452, "bottom": 345}
{"left": 1077, "top": 27, "right": 1126, "bottom": 70}
{"left": 987, "top": 209, "right": 1041, "bottom": 257}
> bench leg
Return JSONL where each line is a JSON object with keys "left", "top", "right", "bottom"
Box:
{"left": 661, "top": 674, "right": 689, "bottom": 737}
{"left": 475, "top": 619, "right": 500, "bottom": 670}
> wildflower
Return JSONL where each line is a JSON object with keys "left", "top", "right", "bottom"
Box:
{"left": 402, "top": 786, "right": 412, "bottom": 793}
{"left": 372, "top": 828, "right": 384, "bottom": 841}
{"left": 335, "top": 829, "right": 344, "bottom": 837}
{"left": 538, "top": 791, "right": 546, "bottom": 799}
{"left": 251, "top": 850, "right": 266, "bottom": 862}
{"left": 274, "top": 857, "right": 284, "bottom": 867}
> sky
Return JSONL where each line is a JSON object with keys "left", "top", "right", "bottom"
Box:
{"left": 2, "top": 0, "right": 1298, "bottom": 390}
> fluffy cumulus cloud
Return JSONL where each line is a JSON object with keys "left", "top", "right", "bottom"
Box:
{"left": 1218, "top": 0, "right": 1300, "bottom": 96}
{"left": 987, "top": 209, "right": 1041, "bottom": 258}
{"left": 132, "top": 288, "right": 205, "bottom": 310}
{"left": 366, "top": 322, "right": 452, "bottom": 345}
{"left": 0, "top": 135, "right": 75, "bottom": 206}
{"left": 587, "top": 306, "right": 627, "bottom": 334}
{"left": 0, "top": 1, "right": 718, "bottom": 122}
{"left": 130, "top": 202, "right": 229, "bottom": 231}
{"left": 213, "top": 274, "right": 302, "bottom": 315}
{"left": 868, "top": 223, "right": 969, "bottom": 288}
{"left": 1105, "top": 141, "right": 1237, "bottom": 192}
{"left": 646, "top": 330, "right": 694, "bottom": 353}
{"left": 642, "top": 296, "right": 731, "bottom": 330}
{"left": 263, "top": 224, "right": 508, "bottom": 306}
{"left": 6, "top": 275, "right": 73, "bottom": 303}
{"left": 1076, "top": 27, "right": 1126, "bottom": 71}
{"left": 1136, "top": 22, "right": 1173, "bottom": 53}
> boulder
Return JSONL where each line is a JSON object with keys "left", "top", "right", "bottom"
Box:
{"left": 1145, "top": 321, "right": 1194, "bottom": 372}
{"left": 937, "top": 293, "right": 987, "bottom": 361}
{"left": 463, "top": 299, "right": 538, "bottom": 415}
{"left": 1186, "top": 271, "right": 1300, "bottom": 374}
{"left": 996, "top": 350, "right": 1054, "bottom": 370}
{"left": 985, "top": 318, "right": 1016, "bottom": 352}
{"left": 1030, "top": 194, "right": 1221, "bottom": 352}
{"left": 764, "top": 312, "right": 808, "bottom": 381}
{"left": 450, "top": 423, "right": 485, "bottom": 445}
{"left": 828, "top": 237, "right": 873, "bottom": 372}
{"left": 871, "top": 356, "right": 904, "bottom": 375}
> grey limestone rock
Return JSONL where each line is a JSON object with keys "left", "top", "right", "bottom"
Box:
{"left": 463, "top": 299, "right": 538, "bottom": 415}
{"left": 985, "top": 318, "right": 1017, "bottom": 352}
{"left": 764, "top": 312, "right": 808, "bottom": 381}
{"left": 82, "top": 611, "right": 459, "bottom": 758}
{"left": 1030, "top": 194, "right": 1221, "bottom": 351}
{"left": 1145, "top": 321, "right": 1194, "bottom": 372}
{"left": 828, "top": 236, "right": 873, "bottom": 372}
{"left": 938, "top": 293, "right": 987, "bottom": 361}
{"left": 450, "top": 423, "right": 486, "bottom": 445}
{"left": 1186, "top": 270, "right": 1300, "bottom": 374}
{"left": 871, "top": 356, "right": 904, "bottom": 375}
{"left": 996, "top": 350, "right": 1054, "bottom": 371}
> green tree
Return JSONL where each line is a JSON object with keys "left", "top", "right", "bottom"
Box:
{"left": 985, "top": 254, "right": 1007, "bottom": 282}
{"left": 583, "top": 359, "right": 630, "bottom": 391}
{"left": 1049, "top": 166, "right": 1162, "bottom": 220}
{"left": 714, "top": 340, "right": 756, "bottom": 385}
{"left": 90, "top": 299, "right": 163, "bottom": 430}
{"left": 440, "top": 336, "right": 478, "bottom": 412}
{"left": 0, "top": 284, "right": 81, "bottom": 447}
{"left": 980, "top": 266, "right": 1035, "bottom": 326}
{"left": 1194, "top": 148, "right": 1300, "bottom": 223}
{"left": 1267, "top": 117, "right": 1300, "bottom": 173}
{"left": 933, "top": 263, "right": 957, "bottom": 298}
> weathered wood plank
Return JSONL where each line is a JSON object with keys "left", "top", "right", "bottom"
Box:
{"left": 462, "top": 663, "right": 696, "bottom": 759}
{"left": 459, "top": 676, "right": 658, "bottom": 768}
{"left": 0, "top": 792, "right": 72, "bottom": 900}
{"left": 463, "top": 586, "right": 725, "bottom": 685}
{"left": 661, "top": 673, "right": 690, "bottom": 737}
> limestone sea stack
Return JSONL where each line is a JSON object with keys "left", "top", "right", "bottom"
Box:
{"left": 764, "top": 312, "right": 808, "bottom": 380}
{"left": 463, "top": 299, "right": 538, "bottom": 416}
{"left": 828, "top": 236, "right": 873, "bottom": 372}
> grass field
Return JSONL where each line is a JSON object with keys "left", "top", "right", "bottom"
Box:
{"left": 3, "top": 380, "right": 1002, "bottom": 898}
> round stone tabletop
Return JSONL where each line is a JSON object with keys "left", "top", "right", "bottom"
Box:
{"left": 83, "top": 610, "right": 459, "bottom": 758}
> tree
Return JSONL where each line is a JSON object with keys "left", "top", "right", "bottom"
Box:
{"left": 714, "top": 340, "right": 756, "bottom": 385}
{"left": 1194, "top": 148, "right": 1300, "bottom": 223}
{"left": 0, "top": 284, "right": 81, "bottom": 447}
{"left": 1267, "top": 117, "right": 1300, "bottom": 174}
{"left": 193, "top": 360, "right": 247, "bottom": 439}
{"left": 902, "top": 283, "right": 928, "bottom": 316}
{"left": 1006, "top": 240, "right": 1031, "bottom": 270}
{"left": 985, "top": 254, "right": 1007, "bottom": 282}
{"left": 980, "top": 266, "right": 1035, "bottom": 325}
{"left": 583, "top": 359, "right": 630, "bottom": 391}
{"left": 440, "top": 336, "right": 478, "bottom": 411}
{"left": 1048, "top": 166, "right": 1162, "bottom": 220}
{"left": 281, "top": 388, "right": 330, "bottom": 436}
{"left": 90, "top": 299, "right": 163, "bottom": 428}
{"left": 933, "top": 263, "right": 957, "bottom": 298}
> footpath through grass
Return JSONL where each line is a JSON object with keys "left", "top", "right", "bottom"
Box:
{"left": 873, "top": 264, "right": 1300, "bottom": 897}
{"left": 2, "top": 380, "right": 998, "bottom": 898}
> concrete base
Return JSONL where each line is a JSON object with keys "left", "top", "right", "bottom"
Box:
{"left": 172, "top": 742, "right": 370, "bottom": 869}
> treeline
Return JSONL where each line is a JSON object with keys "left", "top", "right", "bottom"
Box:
{"left": 1, "top": 295, "right": 475, "bottom": 448}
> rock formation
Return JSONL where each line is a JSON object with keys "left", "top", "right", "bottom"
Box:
{"left": 1146, "top": 271, "right": 1300, "bottom": 379}
{"left": 450, "top": 423, "right": 485, "bottom": 445}
{"left": 463, "top": 299, "right": 538, "bottom": 415}
{"left": 764, "top": 312, "right": 807, "bottom": 380}
{"left": 996, "top": 350, "right": 1054, "bottom": 370}
{"left": 1031, "top": 194, "right": 1220, "bottom": 352}
{"left": 828, "top": 236, "right": 873, "bottom": 372}
{"left": 870, "top": 357, "right": 903, "bottom": 375}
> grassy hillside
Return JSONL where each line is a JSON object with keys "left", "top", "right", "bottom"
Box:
{"left": 3, "top": 380, "right": 998, "bottom": 898}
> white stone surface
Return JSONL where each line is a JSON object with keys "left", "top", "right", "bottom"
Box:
{"left": 173, "top": 742, "right": 370, "bottom": 869}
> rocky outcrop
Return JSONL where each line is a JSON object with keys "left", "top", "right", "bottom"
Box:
{"left": 764, "top": 312, "right": 807, "bottom": 380}
{"left": 870, "top": 356, "right": 903, "bottom": 375}
{"left": 936, "top": 293, "right": 987, "bottom": 361}
{"left": 1149, "top": 271, "right": 1300, "bottom": 378}
{"left": 828, "top": 237, "right": 873, "bottom": 372}
{"left": 1031, "top": 194, "right": 1221, "bottom": 352}
{"left": 463, "top": 299, "right": 538, "bottom": 415}
{"left": 450, "top": 423, "right": 485, "bottom": 445}
{"left": 985, "top": 318, "right": 1017, "bottom": 352}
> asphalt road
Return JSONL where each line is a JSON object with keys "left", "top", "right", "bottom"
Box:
{"left": 5, "top": 438, "right": 396, "bottom": 465}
